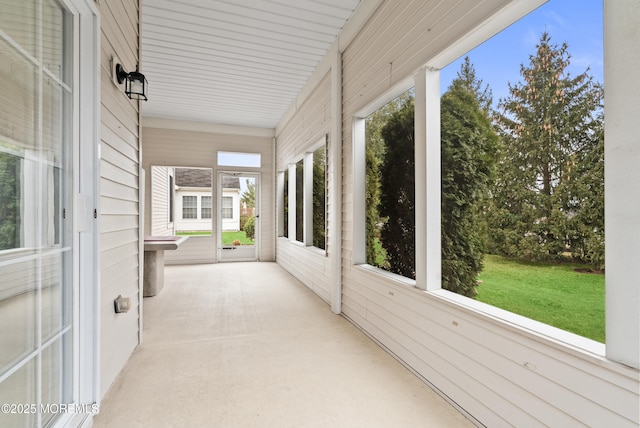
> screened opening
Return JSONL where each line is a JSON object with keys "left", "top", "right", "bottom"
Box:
{"left": 295, "top": 159, "right": 304, "bottom": 242}
{"left": 364, "top": 89, "right": 416, "bottom": 279}
{"left": 438, "top": 0, "right": 605, "bottom": 342}
{"left": 312, "top": 145, "right": 326, "bottom": 250}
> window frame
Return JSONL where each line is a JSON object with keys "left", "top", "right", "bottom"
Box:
{"left": 352, "top": 78, "right": 419, "bottom": 287}
{"left": 280, "top": 136, "right": 328, "bottom": 252}
{"left": 181, "top": 195, "right": 198, "bottom": 219}
{"left": 200, "top": 195, "right": 212, "bottom": 219}
{"left": 221, "top": 196, "right": 233, "bottom": 219}
{"left": 352, "top": 41, "right": 608, "bottom": 357}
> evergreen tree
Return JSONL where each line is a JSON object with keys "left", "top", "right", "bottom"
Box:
{"left": 441, "top": 63, "right": 497, "bottom": 297}
{"left": 451, "top": 56, "right": 493, "bottom": 113}
{"left": 241, "top": 179, "right": 255, "bottom": 208}
{"left": 379, "top": 97, "right": 415, "bottom": 279}
{"left": 364, "top": 90, "right": 413, "bottom": 268}
{"left": 490, "top": 32, "right": 604, "bottom": 263}
{"left": 312, "top": 146, "right": 326, "bottom": 249}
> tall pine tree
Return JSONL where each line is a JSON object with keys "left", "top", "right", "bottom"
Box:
{"left": 490, "top": 32, "right": 604, "bottom": 263}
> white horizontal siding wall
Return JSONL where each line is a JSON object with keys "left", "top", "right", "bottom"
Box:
{"left": 150, "top": 166, "right": 173, "bottom": 236}
{"left": 99, "top": 0, "right": 142, "bottom": 399}
{"left": 276, "top": 72, "right": 333, "bottom": 303}
{"left": 142, "top": 122, "right": 275, "bottom": 264}
{"left": 273, "top": 0, "right": 639, "bottom": 426}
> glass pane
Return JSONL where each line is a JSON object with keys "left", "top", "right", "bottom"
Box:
{"left": 182, "top": 196, "right": 197, "bottom": 219}
{"left": 0, "top": 151, "right": 22, "bottom": 250}
{"left": 0, "top": 40, "right": 37, "bottom": 150}
{"left": 42, "top": 0, "right": 68, "bottom": 81}
{"left": 295, "top": 160, "right": 303, "bottom": 242}
{"left": 201, "top": 196, "right": 212, "bottom": 219}
{"left": 0, "top": 0, "right": 37, "bottom": 57}
{"left": 42, "top": 252, "right": 71, "bottom": 341}
{"left": 42, "top": 164, "right": 70, "bottom": 248}
{"left": 0, "top": 259, "right": 37, "bottom": 373}
{"left": 312, "top": 146, "right": 326, "bottom": 250}
{"left": 222, "top": 196, "right": 233, "bottom": 219}
{"left": 0, "top": 358, "right": 36, "bottom": 428}
{"left": 41, "top": 333, "right": 73, "bottom": 426}
{"left": 217, "top": 151, "right": 261, "bottom": 168}
{"left": 42, "top": 76, "right": 63, "bottom": 162}
{"left": 283, "top": 170, "right": 288, "bottom": 238}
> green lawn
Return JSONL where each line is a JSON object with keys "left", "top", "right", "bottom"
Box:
{"left": 221, "top": 231, "right": 254, "bottom": 245}
{"left": 176, "top": 231, "right": 212, "bottom": 236}
{"left": 477, "top": 254, "right": 605, "bottom": 342}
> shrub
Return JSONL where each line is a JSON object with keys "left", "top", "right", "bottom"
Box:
{"left": 244, "top": 216, "right": 255, "bottom": 240}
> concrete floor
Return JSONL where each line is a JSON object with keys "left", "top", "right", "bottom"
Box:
{"left": 93, "top": 262, "right": 474, "bottom": 428}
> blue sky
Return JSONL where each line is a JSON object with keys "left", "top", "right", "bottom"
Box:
{"left": 440, "top": 0, "right": 604, "bottom": 107}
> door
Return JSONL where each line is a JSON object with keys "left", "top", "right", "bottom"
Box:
{"left": 218, "top": 172, "right": 259, "bottom": 262}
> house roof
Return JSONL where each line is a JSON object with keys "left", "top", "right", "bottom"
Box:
{"left": 140, "top": 0, "right": 361, "bottom": 128}
{"left": 175, "top": 168, "right": 212, "bottom": 188}
{"left": 223, "top": 176, "right": 241, "bottom": 190}
{"left": 174, "top": 168, "right": 241, "bottom": 190}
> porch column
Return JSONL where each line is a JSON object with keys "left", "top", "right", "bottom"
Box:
{"left": 604, "top": 0, "right": 640, "bottom": 369}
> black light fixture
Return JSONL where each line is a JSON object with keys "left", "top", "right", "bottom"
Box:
{"left": 115, "top": 62, "right": 148, "bottom": 101}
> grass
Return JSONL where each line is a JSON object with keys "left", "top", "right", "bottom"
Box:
{"left": 175, "top": 231, "right": 212, "bottom": 236}
{"left": 221, "top": 231, "right": 254, "bottom": 245}
{"left": 477, "top": 254, "right": 605, "bottom": 342}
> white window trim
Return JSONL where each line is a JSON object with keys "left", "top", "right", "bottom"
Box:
{"left": 61, "top": 0, "right": 101, "bottom": 425}
{"left": 276, "top": 171, "right": 285, "bottom": 237}
{"left": 303, "top": 136, "right": 327, "bottom": 251}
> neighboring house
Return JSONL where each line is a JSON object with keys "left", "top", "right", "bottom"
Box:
{"left": 173, "top": 168, "right": 241, "bottom": 232}
{"left": 219, "top": 175, "right": 242, "bottom": 231}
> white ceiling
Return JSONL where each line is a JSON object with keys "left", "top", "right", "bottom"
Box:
{"left": 141, "top": 0, "right": 361, "bottom": 129}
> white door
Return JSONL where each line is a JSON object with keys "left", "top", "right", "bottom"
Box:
{"left": 218, "top": 172, "right": 259, "bottom": 262}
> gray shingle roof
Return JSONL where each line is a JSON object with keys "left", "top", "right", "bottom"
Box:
{"left": 174, "top": 168, "right": 240, "bottom": 189}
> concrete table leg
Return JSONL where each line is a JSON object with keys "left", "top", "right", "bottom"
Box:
{"left": 143, "top": 250, "right": 165, "bottom": 297}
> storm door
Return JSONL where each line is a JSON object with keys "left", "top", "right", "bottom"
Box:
{"left": 218, "top": 172, "right": 259, "bottom": 262}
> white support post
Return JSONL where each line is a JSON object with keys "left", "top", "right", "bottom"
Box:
{"left": 414, "top": 68, "right": 427, "bottom": 289}
{"left": 330, "top": 50, "right": 343, "bottom": 314}
{"left": 276, "top": 171, "right": 285, "bottom": 237}
{"left": 604, "top": 0, "right": 640, "bottom": 369}
{"left": 424, "top": 67, "right": 442, "bottom": 291}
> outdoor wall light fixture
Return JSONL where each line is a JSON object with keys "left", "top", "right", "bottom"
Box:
{"left": 113, "top": 58, "right": 148, "bottom": 101}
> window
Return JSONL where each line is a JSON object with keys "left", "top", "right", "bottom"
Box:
{"left": 434, "top": 1, "right": 605, "bottom": 343}
{"left": 217, "top": 151, "right": 261, "bottom": 168}
{"left": 280, "top": 138, "right": 328, "bottom": 249}
{"left": 295, "top": 159, "right": 304, "bottom": 242}
{"left": 182, "top": 196, "right": 197, "bottom": 219}
{"left": 222, "top": 196, "right": 233, "bottom": 219}
{"left": 283, "top": 170, "right": 288, "bottom": 238}
{"left": 201, "top": 196, "right": 212, "bottom": 219}
{"left": 363, "top": 89, "right": 416, "bottom": 279}
{"left": 312, "top": 145, "right": 326, "bottom": 250}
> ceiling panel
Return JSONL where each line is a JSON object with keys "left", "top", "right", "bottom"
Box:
{"left": 141, "top": 0, "right": 361, "bottom": 128}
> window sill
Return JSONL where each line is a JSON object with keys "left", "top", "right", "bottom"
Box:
{"left": 278, "top": 237, "right": 327, "bottom": 257}
{"left": 354, "top": 263, "right": 417, "bottom": 289}
{"left": 426, "top": 287, "right": 606, "bottom": 359}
